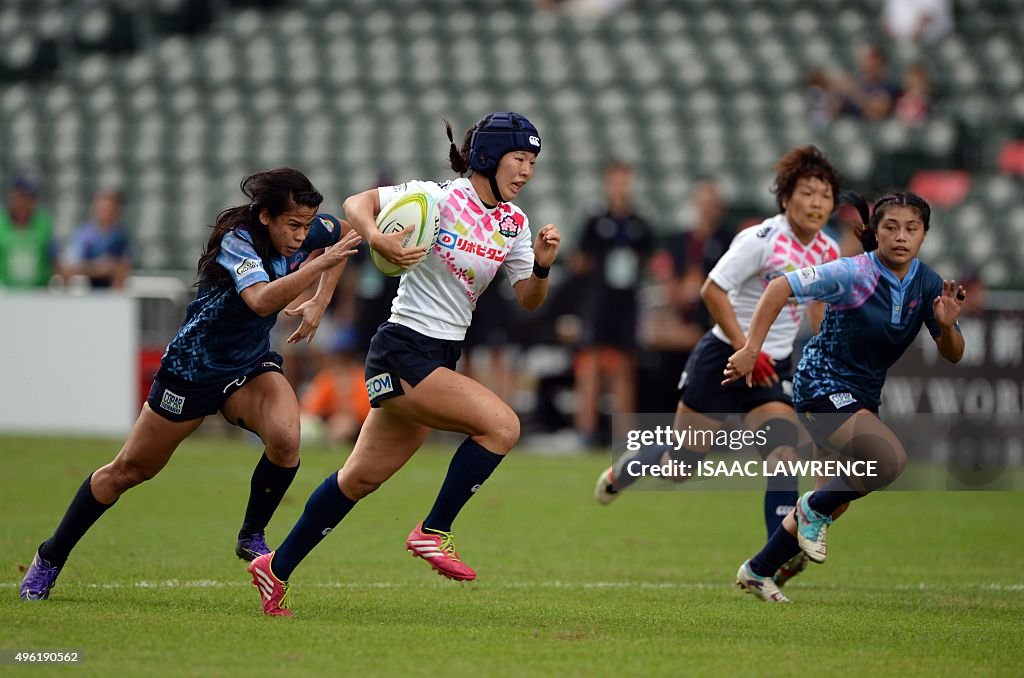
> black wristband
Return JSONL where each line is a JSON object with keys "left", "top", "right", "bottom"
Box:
{"left": 533, "top": 262, "right": 550, "bottom": 279}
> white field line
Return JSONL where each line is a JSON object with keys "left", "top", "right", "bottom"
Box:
{"left": 3, "top": 580, "right": 1023, "bottom": 592}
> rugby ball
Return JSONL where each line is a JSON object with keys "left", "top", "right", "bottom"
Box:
{"left": 370, "top": 190, "right": 441, "bottom": 276}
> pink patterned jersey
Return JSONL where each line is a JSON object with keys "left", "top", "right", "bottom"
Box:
{"left": 377, "top": 178, "right": 534, "bottom": 340}
{"left": 706, "top": 214, "right": 840, "bottom": 359}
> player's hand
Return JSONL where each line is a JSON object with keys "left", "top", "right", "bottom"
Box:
{"left": 533, "top": 224, "right": 561, "bottom": 267}
{"left": 722, "top": 345, "right": 760, "bottom": 387}
{"left": 371, "top": 225, "right": 429, "bottom": 267}
{"left": 320, "top": 229, "right": 362, "bottom": 268}
{"left": 934, "top": 278, "right": 965, "bottom": 329}
{"left": 284, "top": 298, "right": 327, "bottom": 344}
{"left": 751, "top": 351, "right": 779, "bottom": 388}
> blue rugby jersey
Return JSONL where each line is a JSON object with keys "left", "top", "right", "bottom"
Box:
{"left": 161, "top": 214, "right": 342, "bottom": 383}
{"left": 785, "top": 251, "right": 954, "bottom": 409}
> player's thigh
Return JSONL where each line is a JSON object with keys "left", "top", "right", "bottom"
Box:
{"left": 222, "top": 371, "right": 301, "bottom": 459}
{"left": 93, "top": 404, "right": 203, "bottom": 501}
{"left": 671, "top": 402, "right": 726, "bottom": 454}
{"left": 383, "top": 368, "right": 519, "bottom": 451}
{"left": 338, "top": 407, "right": 431, "bottom": 497}
{"left": 829, "top": 409, "right": 905, "bottom": 463}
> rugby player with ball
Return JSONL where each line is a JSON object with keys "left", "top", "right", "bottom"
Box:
{"left": 247, "top": 112, "right": 562, "bottom": 616}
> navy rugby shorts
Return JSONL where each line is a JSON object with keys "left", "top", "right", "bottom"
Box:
{"left": 363, "top": 322, "right": 463, "bottom": 408}
{"left": 795, "top": 392, "right": 878, "bottom": 450}
{"left": 679, "top": 332, "right": 793, "bottom": 413}
{"left": 147, "top": 351, "right": 284, "bottom": 423}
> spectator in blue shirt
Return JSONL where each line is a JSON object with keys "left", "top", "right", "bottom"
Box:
{"left": 62, "top": 190, "right": 132, "bottom": 289}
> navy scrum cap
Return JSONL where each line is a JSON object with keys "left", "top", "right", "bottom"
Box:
{"left": 469, "top": 112, "right": 541, "bottom": 176}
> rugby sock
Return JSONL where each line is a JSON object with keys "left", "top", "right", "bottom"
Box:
{"left": 612, "top": 446, "right": 669, "bottom": 491}
{"left": 807, "top": 474, "right": 865, "bottom": 516}
{"left": 38, "top": 474, "right": 115, "bottom": 567}
{"left": 272, "top": 473, "right": 356, "bottom": 581}
{"left": 238, "top": 452, "right": 299, "bottom": 539}
{"left": 422, "top": 437, "right": 504, "bottom": 533}
{"left": 764, "top": 476, "right": 799, "bottom": 539}
{"left": 749, "top": 526, "right": 801, "bottom": 578}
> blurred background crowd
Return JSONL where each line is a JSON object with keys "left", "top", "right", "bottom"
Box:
{"left": 1, "top": 0, "right": 1021, "bottom": 448}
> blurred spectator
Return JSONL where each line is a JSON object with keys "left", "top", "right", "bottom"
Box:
{"left": 300, "top": 327, "right": 371, "bottom": 446}
{"left": 837, "top": 44, "right": 901, "bottom": 121}
{"left": 61, "top": 189, "right": 132, "bottom": 289}
{"left": 661, "top": 180, "right": 733, "bottom": 334}
{"left": 570, "top": 160, "right": 654, "bottom": 447}
{"left": 895, "top": 63, "right": 933, "bottom": 127}
{"left": 882, "top": 0, "right": 953, "bottom": 44}
{"left": 805, "top": 68, "right": 839, "bottom": 131}
{"left": 0, "top": 175, "right": 57, "bottom": 289}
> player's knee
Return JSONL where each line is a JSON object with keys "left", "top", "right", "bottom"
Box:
{"left": 338, "top": 469, "right": 384, "bottom": 500}
{"left": 872, "top": 446, "right": 907, "bottom": 487}
{"left": 765, "top": 445, "right": 799, "bottom": 466}
{"left": 263, "top": 426, "right": 301, "bottom": 467}
{"left": 757, "top": 419, "right": 800, "bottom": 463}
{"left": 110, "top": 457, "right": 159, "bottom": 492}
{"left": 482, "top": 409, "right": 520, "bottom": 454}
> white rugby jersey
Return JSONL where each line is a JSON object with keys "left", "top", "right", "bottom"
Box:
{"left": 707, "top": 213, "right": 839, "bottom": 359}
{"left": 377, "top": 178, "right": 535, "bottom": 340}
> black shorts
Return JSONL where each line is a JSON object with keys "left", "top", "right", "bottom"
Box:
{"left": 795, "top": 392, "right": 878, "bottom": 450}
{"left": 363, "top": 322, "right": 463, "bottom": 408}
{"left": 678, "top": 333, "right": 793, "bottom": 413}
{"left": 147, "top": 352, "right": 284, "bottom": 423}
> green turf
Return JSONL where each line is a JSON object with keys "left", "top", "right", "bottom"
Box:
{"left": 2, "top": 435, "right": 1023, "bottom": 676}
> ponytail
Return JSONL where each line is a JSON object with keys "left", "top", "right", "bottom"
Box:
{"left": 444, "top": 118, "right": 472, "bottom": 176}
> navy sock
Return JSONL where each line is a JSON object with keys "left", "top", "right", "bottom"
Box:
{"left": 273, "top": 473, "right": 356, "bottom": 581}
{"left": 807, "top": 474, "right": 865, "bottom": 516}
{"left": 423, "top": 438, "right": 504, "bottom": 533}
{"left": 39, "top": 474, "right": 115, "bottom": 567}
{"left": 612, "top": 446, "right": 669, "bottom": 491}
{"left": 749, "top": 526, "right": 801, "bottom": 578}
{"left": 764, "top": 475, "right": 799, "bottom": 539}
{"left": 239, "top": 452, "right": 299, "bottom": 539}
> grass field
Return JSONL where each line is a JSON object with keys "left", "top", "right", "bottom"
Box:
{"left": 3, "top": 434, "right": 1023, "bottom": 676}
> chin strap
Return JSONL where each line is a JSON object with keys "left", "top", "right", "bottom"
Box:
{"left": 487, "top": 173, "right": 506, "bottom": 204}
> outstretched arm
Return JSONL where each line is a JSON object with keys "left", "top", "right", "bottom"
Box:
{"left": 240, "top": 229, "right": 361, "bottom": 318}
{"left": 721, "top": 275, "right": 793, "bottom": 385}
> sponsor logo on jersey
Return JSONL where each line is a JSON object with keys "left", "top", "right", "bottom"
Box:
{"left": 319, "top": 217, "right": 335, "bottom": 233}
{"left": 799, "top": 266, "right": 818, "bottom": 282}
{"left": 437, "top": 228, "right": 458, "bottom": 250}
{"left": 828, "top": 392, "right": 857, "bottom": 409}
{"left": 160, "top": 388, "right": 185, "bottom": 415}
{"left": 457, "top": 238, "right": 507, "bottom": 262}
{"left": 236, "top": 258, "right": 263, "bottom": 276}
{"left": 365, "top": 372, "right": 395, "bottom": 398}
{"left": 756, "top": 226, "right": 772, "bottom": 238}
{"left": 497, "top": 214, "right": 521, "bottom": 238}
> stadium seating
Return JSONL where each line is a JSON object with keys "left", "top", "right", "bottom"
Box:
{"left": 0, "top": 0, "right": 1022, "bottom": 286}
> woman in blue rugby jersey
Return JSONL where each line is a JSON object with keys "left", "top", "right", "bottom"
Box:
{"left": 724, "top": 192, "right": 965, "bottom": 602}
{"left": 21, "top": 168, "right": 361, "bottom": 601}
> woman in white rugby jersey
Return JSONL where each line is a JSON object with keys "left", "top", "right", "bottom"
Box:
{"left": 246, "top": 112, "right": 561, "bottom": 616}
{"left": 594, "top": 145, "right": 844, "bottom": 587}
